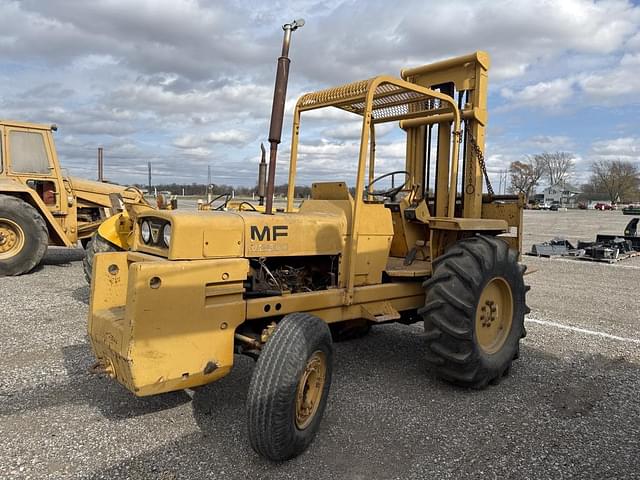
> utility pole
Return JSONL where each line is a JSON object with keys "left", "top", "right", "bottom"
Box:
{"left": 97, "top": 147, "right": 104, "bottom": 182}
{"left": 148, "top": 162, "right": 152, "bottom": 193}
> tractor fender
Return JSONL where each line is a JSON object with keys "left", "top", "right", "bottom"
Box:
{"left": 96, "top": 211, "right": 132, "bottom": 250}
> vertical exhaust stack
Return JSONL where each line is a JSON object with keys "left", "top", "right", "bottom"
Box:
{"left": 257, "top": 143, "right": 267, "bottom": 206}
{"left": 264, "top": 19, "right": 305, "bottom": 215}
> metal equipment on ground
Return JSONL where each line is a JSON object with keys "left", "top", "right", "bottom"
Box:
{"left": 623, "top": 205, "right": 640, "bottom": 215}
{"left": 88, "top": 28, "right": 529, "bottom": 461}
{"left": 528, "top": 218, "right": 640, "bottom": 263}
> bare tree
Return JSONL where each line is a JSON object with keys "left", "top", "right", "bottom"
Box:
{"left": 536, "top": 152, "right": 575, "bottom": 186}
{"left": 509, "top": 155, "right": 545, "bottom": 202}
{"left": 589, "top": 160, "right": 640, "bottom": 203}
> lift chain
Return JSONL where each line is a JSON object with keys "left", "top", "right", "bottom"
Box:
{"left": 466, "top": 129, "right": 494, "bottom": 197}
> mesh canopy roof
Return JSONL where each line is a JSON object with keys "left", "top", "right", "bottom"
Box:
{"left": 297, "top": 78, "right": 448, "bottom": 123}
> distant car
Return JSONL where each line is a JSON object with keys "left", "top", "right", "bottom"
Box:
{"left": 578, "top": 202, "right": 587, "bottom": 210}
{"left": 550, "top": 204, "right": 559, "bottom": 211}
{"left": 594, "top": 203, "right": 613, "bottom": 211}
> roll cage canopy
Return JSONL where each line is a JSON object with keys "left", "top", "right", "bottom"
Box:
{"left": 286, "top": 75, "right": 462, "bottom": 218}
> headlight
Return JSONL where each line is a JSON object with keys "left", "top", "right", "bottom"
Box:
{"left": 162, "top": 223, "right": 171, "bottom": 247}
{"left": 140, "top": 220, "right": 151, "bottom": 244}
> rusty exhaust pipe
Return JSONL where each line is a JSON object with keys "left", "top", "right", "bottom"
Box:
{"left": 264, "top": 19, "right": 305, "bottom": 215}
{"left": 257, "top": 143, "right": 267, "bottom": 206}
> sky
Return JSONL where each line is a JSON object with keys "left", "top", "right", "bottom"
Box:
{"left": 1, "top": 0, "right": 639, "bottom": 191}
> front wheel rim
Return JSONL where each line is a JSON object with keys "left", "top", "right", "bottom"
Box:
{"left": 475, "top": 277, "right": 514, "bottom": 354}
{"left": 0, "top": 219, "right": 25, "bottom": 260}
{"left": 295, "top": 350, "right": 327, "bottom": 430}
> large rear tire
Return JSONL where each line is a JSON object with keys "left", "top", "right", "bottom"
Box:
{"left": 247, "top": 313, "right": 333, "bottom": 461}
{"left": 83, "top": 232, "right": 120, "bottom": 283}
{"left": 0, "top": 195, "right": 48, "bottom": 276}
{"left": 420, "top": 235, "right": 529, "bottom": 389}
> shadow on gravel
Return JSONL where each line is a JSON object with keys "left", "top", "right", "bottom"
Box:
{"left": 41, "top": 247, "right": 85, "bottom": 266}
{"left": 0, "top": 342, "right": 191, "bottom": 420}
{"left": 72, "top": 285, "right": 90, "bottom": 304}
{"left": 75, "top": 324, "right": 640, "bottom": 480}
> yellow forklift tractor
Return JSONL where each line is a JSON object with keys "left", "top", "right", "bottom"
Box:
{"left": 89, "top": 22, "right": 529, "bottom": 461}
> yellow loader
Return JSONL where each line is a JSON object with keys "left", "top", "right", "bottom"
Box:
{"left": 0, "top": 120, "right": 149, "bottom": 276}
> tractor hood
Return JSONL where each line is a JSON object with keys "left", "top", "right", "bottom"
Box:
{"left": 133, "top": 208, "right": 347, "bottom": 260}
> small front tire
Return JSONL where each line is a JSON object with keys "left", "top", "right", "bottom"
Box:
{"left": 83, "top": 232, "right": 120, "bottom": 283}
{"left": 246, "top": 313, "right": 333, "bottom": 461}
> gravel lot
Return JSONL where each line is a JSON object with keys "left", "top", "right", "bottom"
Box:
{"left": 1, "top": 210, "right": 639, "bottom": 479}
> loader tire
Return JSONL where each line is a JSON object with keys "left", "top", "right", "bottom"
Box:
{"left": 0, "top": 195, "right": 48, "bottom": 276}
{"left": 83, "top": 232, "right": 120, "bottom": 283}
{"left": 420, "top": 235, "right": 529, "bottom": 389}
{"left": 247, "top": 313, "right": 333, "bottom": 461}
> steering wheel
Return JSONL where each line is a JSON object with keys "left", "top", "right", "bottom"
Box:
{"left": 238, "top": 201, "right": 258, "bottom": 211}
{"left": 365, "top": 170, "right": 410, "bottom": 199}
{"left": 208, "top": 193, "right": 231, "bottom": 211}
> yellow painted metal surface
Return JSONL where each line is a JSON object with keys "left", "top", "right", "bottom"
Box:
{"left": 88, "top": 249, "right": 425, "bottom": 395}
{"left": 0, "top": 121, "right": 148, "bottom": 248}
{"left": 242, "top": 210, "right": 345, "bottom": 258}
{"left": 89, "top": 252, "right": 249, "bottom": 396}
{"left": 401, "top": 51, "right": 490, "bottom": 219}
{"left": 88, "top": 51, "right": 526, "bottom": 401}
{"left": 0, "top": 176, "right": 74, "bottom": 246}
{"left": 244, "top": 282, "right": 424, "bottom": 322}
{"left": 96, "top": 213, "right": 132, "bottom": 250}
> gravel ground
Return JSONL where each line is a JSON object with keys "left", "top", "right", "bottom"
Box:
{"left": 1, "top": 210, "right": 639, "bottom": 479}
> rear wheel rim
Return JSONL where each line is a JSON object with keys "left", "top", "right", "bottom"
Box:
{"left": 0, "top": 218, "right": 25, "bottom": 260}
{"left": 475, "top": 277, "right": 513, "bottom": 354}
{"left": 295, "top": 350, "right": 327, "bottom": 430}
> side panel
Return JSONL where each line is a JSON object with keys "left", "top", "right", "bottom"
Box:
{"left": 353, "top": 203, "right": 394, "bottom": 286}
{"left": 89, "top": 253, "right": 249, "bottom": 396}
{"left": 245, "top": 282, "right": 424, "bottom": 322}
{"left": 0, "top": 177, "right": 73, "bottom": 246}
{"left": 482, "top": 196, "right": 525, "bottom": 254}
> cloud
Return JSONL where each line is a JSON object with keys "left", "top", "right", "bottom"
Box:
{"left": 590, "top": 137, "right": 640, "bottom": 161}
{"left": 500, "top": 78, "right": 576, "bottom": 109}
{"left": 321, "top": 123, "right": 393, "bottom": 141}
{"left": 207, "top": 129, "right": 255, "bottom": 145}
{"left": 0, "top": 0, "right": 639, "bottom": 187}
{"left": 579, "top": 53, "right": 640, "bottom": 99}
{"left": 526, "top": 135, "right": 574, "bottom": 150}
{"left": 174, "top": 129, "right": 255, "bottom": 149}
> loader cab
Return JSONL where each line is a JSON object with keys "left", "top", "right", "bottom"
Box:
{"left": 1, "top": 122, "right": 69, "bottom": 215}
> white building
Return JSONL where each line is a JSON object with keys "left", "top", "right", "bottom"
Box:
{"left": 542, "top": 183, "right": 581, "bottom": 207}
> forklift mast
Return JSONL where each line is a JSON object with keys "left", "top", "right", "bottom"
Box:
{"left": 401, "top": 51, "right": 490, "bottom": 219}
